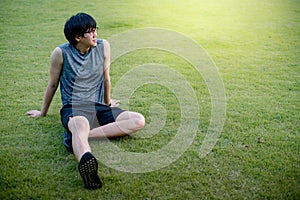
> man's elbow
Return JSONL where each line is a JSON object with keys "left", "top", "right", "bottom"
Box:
{"left": 104, "top": 79, "right": 110, "bottom": 86}
{"left": 47, "top": 82, "right": 59, "bottom": 91}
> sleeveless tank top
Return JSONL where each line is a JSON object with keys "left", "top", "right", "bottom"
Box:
{"left": 59, "top": 40, "right": 105, "bottom": 106}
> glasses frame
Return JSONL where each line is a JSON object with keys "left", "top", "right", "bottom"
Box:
{"left": 84, "top": 27, "right": 99, "bottom": 35}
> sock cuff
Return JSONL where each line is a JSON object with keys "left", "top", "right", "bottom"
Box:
{"left": 79, "top": 152, "right": 94, "bottom": 165}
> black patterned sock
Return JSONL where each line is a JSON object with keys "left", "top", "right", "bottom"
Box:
{"left": 78, "top": 152, "right": 102, "bottom": 189}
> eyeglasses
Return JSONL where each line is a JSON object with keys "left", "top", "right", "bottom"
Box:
{"left": 84, "top": 27, "right": 98, "bottom": 35}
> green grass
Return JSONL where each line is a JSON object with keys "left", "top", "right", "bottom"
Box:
{"left": 1, "top": 0, "right": 299, "bottom": 199}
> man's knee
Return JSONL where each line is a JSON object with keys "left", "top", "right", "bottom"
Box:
{"left": 116, "top": 111, "right": 145, "bottom": 131}
{"left": 68, "top": 116, "right": 90, "bottom": 133}
{"left": 133, "top": 113, "right": 145, "bottom": 130}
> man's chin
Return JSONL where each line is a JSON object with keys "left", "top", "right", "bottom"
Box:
{"left": 92, "top": 40, "right": 97, "bottom": 46}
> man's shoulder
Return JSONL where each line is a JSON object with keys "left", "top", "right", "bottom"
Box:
{"left": 50, "top": 47, "right": 63, "bottom": 65}
{"left": 97, "top": 39, "right": 103, "bottom": 44}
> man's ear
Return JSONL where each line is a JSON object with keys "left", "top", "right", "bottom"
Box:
{"left": 75, "top": 35, "right": 82, "bottom": 42}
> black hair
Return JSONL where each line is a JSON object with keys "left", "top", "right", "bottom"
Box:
{"left": 64, "top": 13, "right": 97, "bottom": 45}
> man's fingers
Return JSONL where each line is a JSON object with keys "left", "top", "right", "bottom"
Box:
{"left": 26, "top": 110, "right": 41, "bottom": 118}
{"left": 110, "top": 99, "right": 120, "bottom": 107}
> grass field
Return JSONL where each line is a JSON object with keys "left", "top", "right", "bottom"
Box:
{"left": 0, "top": 0, "right": 299, "bottom": 199}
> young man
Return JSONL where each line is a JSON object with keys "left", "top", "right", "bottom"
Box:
{"left": 27, "top": 13, "right": 145, "bottom": 189}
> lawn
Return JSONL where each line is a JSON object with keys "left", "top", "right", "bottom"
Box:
{"left": 0, "top": 0, "right": 299, "bottom": 199}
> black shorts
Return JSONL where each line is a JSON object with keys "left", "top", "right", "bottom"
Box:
{"left": 60, "top": 103, "right": 125, "bottom": 130}
{"left": 60, "top": 103, "right": 125, "bottom": 153}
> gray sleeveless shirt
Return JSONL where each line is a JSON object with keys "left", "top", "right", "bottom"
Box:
{"left": 59, "top": 40, "right": 105, "bottom": 106}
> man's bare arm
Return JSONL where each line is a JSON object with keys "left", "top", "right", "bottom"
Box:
{"left": 103, "top": 39, "right": 111, "bottom": 105}
{"left": 27, "top": 47, "right": 63, "bottom": 117}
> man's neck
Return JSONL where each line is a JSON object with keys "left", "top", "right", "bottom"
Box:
{"left": 75, "top": 43, "right": 90, "bottom": 54}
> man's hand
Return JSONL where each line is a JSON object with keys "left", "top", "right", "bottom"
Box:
{"left": 27, "top": 110, "right": 42, "bottom": 118}
{"left": 110, "top": 99, "right": 120, "bottom": 107}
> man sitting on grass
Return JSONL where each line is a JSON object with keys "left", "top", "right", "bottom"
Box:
{"left": 27, "top": 12, "right": 145, "bottom": 189}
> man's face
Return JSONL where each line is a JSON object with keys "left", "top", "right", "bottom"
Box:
{"left": 82, "top": 27, "right": 98, "bottom": 47}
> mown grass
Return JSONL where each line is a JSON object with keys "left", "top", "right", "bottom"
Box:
{"left": 0, "top": 0, "right": 299, "bottom": 199}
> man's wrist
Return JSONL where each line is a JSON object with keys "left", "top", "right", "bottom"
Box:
{"left": 105, "top": 100, "right": 111, "bottom": 106}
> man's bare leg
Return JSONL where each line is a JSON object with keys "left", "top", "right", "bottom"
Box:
{"left": 68, "top": 116, "right": 102, "bottom": 189}
{"left": 89, "top": 111, "right": 145, "bottom": 138}
{"left": 68, "top": 116, "right": 91, "bottom": 161}
{"left": 66, "top": 111, "right": 144, "bottom": 189}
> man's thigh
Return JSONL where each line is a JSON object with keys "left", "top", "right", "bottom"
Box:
{"left": 60, "top": 104, "right": 96, "bottom": 130}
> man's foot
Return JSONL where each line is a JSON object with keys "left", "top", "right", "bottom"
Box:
{"left": 78, "top": 152, "right": 102, "bottom": 189}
